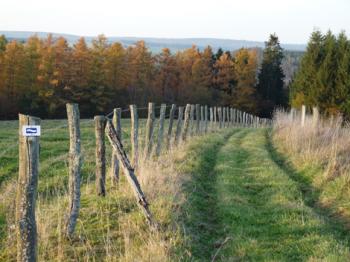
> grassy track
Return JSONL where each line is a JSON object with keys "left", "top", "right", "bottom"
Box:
{"left": 180, "top": 128, "right": 350, "bottom": 261}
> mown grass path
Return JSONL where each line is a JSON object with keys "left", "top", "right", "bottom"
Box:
{"left": 180, "top": 128, "right": 350, "bottom": 261}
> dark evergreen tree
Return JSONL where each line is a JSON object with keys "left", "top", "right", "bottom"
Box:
{"left": 290, "top": 30, "right": 324, "bottom": 107}
{"left": 257, "top": 34, "right": 285, "bottom": 116}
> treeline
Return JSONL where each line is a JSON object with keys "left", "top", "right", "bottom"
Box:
{"left": 290, "top": 30, "right": 350, "bottom": 116}
{"left": 0, "top": 34, "right": 286, "bottom": 119}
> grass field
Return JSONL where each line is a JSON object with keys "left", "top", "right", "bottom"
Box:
{"left": 1, "top": 118, "right": 350, "bottom": 261}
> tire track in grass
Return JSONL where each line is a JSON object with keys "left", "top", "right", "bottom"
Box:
{"left": 179, "top": 129, "right": 247, "bottom": 261}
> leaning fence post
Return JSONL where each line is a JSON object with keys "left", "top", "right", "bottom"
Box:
{"left": 182, "top": 104, "right": 191, "bottom": 141}
{"left": 155, "top": 104, "right": 166, "bottom": 156}
{"left": 130, "top": 105, "right": 139, "bottom": 169}
{"left": 144, "top": 103, "right": 155, "bottom": 160}
{"left": 17, "top": 114, "right": 40, "bottom": 262}
{"left": 301, "top": 105, "right": 306, "bottom": 127}
{"left": 111, "top": 108, "right": 122, "bottom": 185}
{"left": 95, "top": 116, "right": 106, "bottom": 196}
{"left": 166, "top": 104, "right": 176, "bottom": 150}
{"left": 65, "top": 103, "right": 82, "bottom": 238}
{"left": 174, "top": 106, "right": 184, "bottom": 145}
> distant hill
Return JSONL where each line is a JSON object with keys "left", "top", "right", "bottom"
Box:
{"left": 0, "top": 31, "right": 306, "bottom": 52}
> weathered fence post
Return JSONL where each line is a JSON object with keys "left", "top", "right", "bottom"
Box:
{"left": 195, "top": 104, "right": 200, "bottom": 134}
{"left": 312, "top": 106, "right": 319, "bottom": 128}
{"left": 190, "top": 104, "right": 195, "bottom": 136}
{"left": 301, "top": 105, "right": 306, "bottom": 127}
{"left": 156, "top": 104, "right": 166, "bottom": 156}
{"left": 65, "top": 103, "right": 82, "bottom": 238}
{"left": 218, "top": 107, "right": 222, "bottom": 128}
{"left": 210, "top": 107, "right": 213, "bottom": 131}
{"left": 144, "top": 102, "right": 155, "bottom": 160}
{"left": 204, "top": 105, "right": 208, "bottom": 133}
{"left": 213, "top": 107, "right": 217, "bottom": 130}
{"left": 290, "top": 108, "right": 296, "bottom": 122}
{"left": 111, "top": 108, "right": 122, "bottom": 184}
{"left": 130, "top": 105, "right": 139, "bottom": 169}
{"left": 95, "top": 116, "right": 106, "bottom": 196}
{"left": 182, "top": 104, "right": 191, "bottom": 141}
{"left": 222, "top": 107, "right": 226, "bottom": 128}
{"left": 166, "top": 104, "right": 176, "bottom": 150}
{"left": 174, "top": 106, "right": 184, "bottom": 145}
{"left": 200, "top": 106, "right": 204, "bottom": 133}
{"left": 17, "top": 114, "right": 40, "bottom": 262}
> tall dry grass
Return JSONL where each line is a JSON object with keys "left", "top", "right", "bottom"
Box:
{"left": 273, "top": 109, "right": 350, "bottom": 225}
{"left": 0, "top": 142, "right": 191, "bottom": 261}
{"left": 273, "top": 109, "right": 350, "bottom": 180}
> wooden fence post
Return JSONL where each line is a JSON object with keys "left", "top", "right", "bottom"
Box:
{"left": 17, "top": 114, "right": 40, "bottom": 262}
{"left": 290, "top": 108, "right": 296, "bottom": 122}
{"left": 200, "top": 106, "right": 204, "bottom": 133}
{"left": 301, "top": 105, "right": 306, "bottom": 127}
{"left": 95, "top": 116, "right": 106, "bottom": 196}
{"left": 195, "top": 104, "right": 200, "bottom": 134}
{"left": 174, "top": 106, "right": 184, "bottom": 145}
{"left": 144, "top": 102, "right": 155, "bottom": 160}
{"left": 65, "top": 103, "right": 82, "bottom": 238}
{"left": 190, "top": 104, "right": 195, "bottom": 136}
{"left": 204, "top": 105, "right": 208, "bottom": 133}
{"left": 156, "top": 104, "right": 166, "bottom": 156}
{"left": 218, "top": 107, "right": 222, "bottom": 128}
{"left": 166, "top": 104, "right": 176, "bottom": 150}
{"left": 210, "top": 107, "right": 213, "bottom": 131}
{"left": 182, "top": 104, "right": 191, "bottom": 141}
{"left": 226, "top": 107, "right": 230, "bottom": 127}
{"left": 214, "top": 107, "right": 217, "bottom": 129}
{"left": 222, "top": 107, "right": 226, "bottom": 128}
{"left": 312, "top": 106, "right": 319, "bottom": 128}
{"left": 111, "top": 108, "right": 122, "bottom": 184}
{"left": 130, "top": 105, "right": 139, "bottom": 169}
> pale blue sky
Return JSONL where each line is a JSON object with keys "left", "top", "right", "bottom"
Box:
{"left": 1, "top": 0, "right": 349, "bottom": 43}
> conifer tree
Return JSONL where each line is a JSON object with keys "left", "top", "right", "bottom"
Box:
{"left": 257, "top": 34, "right": 285, "bottom": 116}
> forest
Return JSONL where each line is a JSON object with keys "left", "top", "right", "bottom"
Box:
{"left": 0, "top": 34, "right": 287, "bottom": 119}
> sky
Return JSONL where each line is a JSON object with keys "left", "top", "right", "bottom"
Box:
{"left": 1, "top": 0, "right": 350, "bottom": 44}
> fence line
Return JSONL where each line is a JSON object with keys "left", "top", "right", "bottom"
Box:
{"left": 13, "top": 102, "right": 272, "bottom": 260}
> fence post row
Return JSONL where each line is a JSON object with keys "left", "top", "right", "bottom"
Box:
{"left": 17, "top": 114, "right": 40, "bottom": 262}
{"left": 66, "top": 103, "right": 82, "bottom": 238}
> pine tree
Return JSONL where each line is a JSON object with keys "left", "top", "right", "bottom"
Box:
{"left": 257, "top": 34, "right": 285, "bottom": 116}
{"left": 290, "top": 30, "right": 324, "bottom": 108}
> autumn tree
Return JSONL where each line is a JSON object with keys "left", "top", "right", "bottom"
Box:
{"left": 231, "top": 48, "right": 259, "bottom": 113}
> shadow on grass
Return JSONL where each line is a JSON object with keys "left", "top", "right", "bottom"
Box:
{"left": 179, "top": 129, "right": 239, "bottom": 261}
{"left": 265, "top": 130, "right": 350, "bottom": 244}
